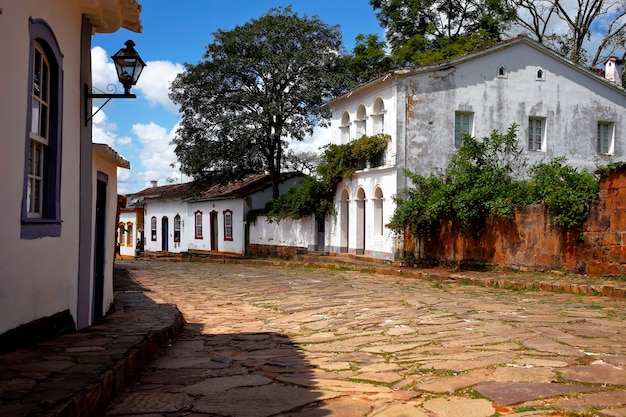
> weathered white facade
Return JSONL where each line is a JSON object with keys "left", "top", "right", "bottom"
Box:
{"left": 326, "top": 35, "right": 626, "bottom": 261}
{"left": 0, "top": 1, "right": 141, "bottom": 342}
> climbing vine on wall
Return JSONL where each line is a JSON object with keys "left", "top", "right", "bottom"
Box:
{"left": 267, "top": 134, "right": 391, "bottom": 221}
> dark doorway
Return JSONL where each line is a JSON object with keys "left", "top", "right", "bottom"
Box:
{"left": 316, "top": 215, "right": 325, "bottom": 251}
{"left": 210, "top": 211, "right": 218, "bottom": 251}
{"left": 93, "top": 176, "right": 107, "bottom": 319}
{"left": 161, "top": 217, "right": 169, "bottom": 251}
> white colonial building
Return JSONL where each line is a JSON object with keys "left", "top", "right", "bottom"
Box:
{"left": 120, "top": 174, "right": 305, "bottom": 257}
{"left": 0, "top": 1, "right": 140, "bottom": 348}
{"left": 325, "top": 35, "right": 626, "bottom": 261}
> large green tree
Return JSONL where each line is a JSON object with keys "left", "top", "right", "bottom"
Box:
{"left": 169, "top": 7, "right": 350, "bottom": 197}
{"left": 344, "top": 33, "right": 396, "bottom": 85}
{"left": 370, "top": 0, "right": 516, "bottom": 65}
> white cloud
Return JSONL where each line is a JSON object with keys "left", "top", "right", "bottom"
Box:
{"left": 117, "top": 167, "right": 131, "bottom": 182}
{"left": 91, "top": 46, "right": 118, "bottom": 89}
{"left": 134, "top": 60, "right": 184, "bottom": 113}
{"left": 288, "top": 125, "right": 334, "bottom": 155}
{"left": 91, "top": 109, "right": 121, "bottom": 147}
{"left": 129, "top": 121, "right": 189, "bottom": 190}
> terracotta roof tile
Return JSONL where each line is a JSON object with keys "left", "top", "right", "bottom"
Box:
{"left": 128, "top": 173, "right": 303, "bottom": 203}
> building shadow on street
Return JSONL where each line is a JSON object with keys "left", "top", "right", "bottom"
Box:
{"left": 109, "top": 262, "right": 331, "bottom": 417}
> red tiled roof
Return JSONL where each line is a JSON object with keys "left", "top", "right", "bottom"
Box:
{"left": 192, "top": 172, "right": 303, "bottom": 201}
{"left": 129, "top": 173, "right": 303, "bottom": 203}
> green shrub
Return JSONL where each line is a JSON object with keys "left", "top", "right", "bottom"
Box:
{"left": 268, "top": 134, "right": 390, "bottom": 220}
{"left": 390, "top": 125, "right": 600, "bottom": 237}
{"left": 390, "top": 124, "right": 527, "bottom": 236}
{"left": 527, "top": 157, "right": 599, "bottom": 231}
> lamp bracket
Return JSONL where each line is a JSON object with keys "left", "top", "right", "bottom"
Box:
{"left": 85, "top": 84, "right": 136, "bottom": 125}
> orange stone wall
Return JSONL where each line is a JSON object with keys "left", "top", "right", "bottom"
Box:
{"left": 414, "top": 166, "right": 626, "bottom": 276}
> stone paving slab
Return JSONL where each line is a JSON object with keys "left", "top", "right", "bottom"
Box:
{"left": 473, "top": 381, "right": 600, "bottom": 405}
{"left": 560, "top": 363, "right": 626, "bottom": 385}
{"left": 600, "top": 407, "right": 626, "bottom": 417}
{"left": 551, "top": 390, "right": 626, "bottom": 410}
{"left": 422, "top": 397, "right": 495, "bottom": 417}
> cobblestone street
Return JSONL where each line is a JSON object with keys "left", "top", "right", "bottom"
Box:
{"left": 106, "top": 260, "right": 626, "bottom": 417}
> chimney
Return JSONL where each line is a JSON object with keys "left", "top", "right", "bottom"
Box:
{"left": 150, "top": 180, "right": 158, "bottom": 187}
{"left": 605, "top": 56, "right": 623, "bottom": 85}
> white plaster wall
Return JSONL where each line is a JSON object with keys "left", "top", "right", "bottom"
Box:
{"left": 325, "top": 39, "right": 626, "bottom": 262}
{"left": 92, "top": 153, "right": 121, "bottom": 315}
{"left": 247, "top": 175, "right": 305, "bottom": 208}
{"left": 330, "top": 80, "right": 399, "bottom": 166}
{"left": 0, "top": 2, "right": 84, "bottom": 334}
{"left": 249, "top": 216, "right": 316, "bottom": 249}
{"left": 404, "top": 41, "right": 626, "bottom": 177}
{"left": 143, "top": 199, "right": 189, "bottom": 253}
{"left": 328, "top": 168, "right": 399, "bottom": 260}
{"left": 187, "top": 200, "right": 246, "bottom": 254}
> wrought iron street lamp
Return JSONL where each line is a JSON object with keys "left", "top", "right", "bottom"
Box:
{"left": 85, "top": 40, "right": 146, "bottom": 124}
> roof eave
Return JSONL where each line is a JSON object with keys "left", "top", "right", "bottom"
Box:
{"left": 92, "top": 143, "right": 130, "bottom": 169}
{"left": 81, "top": 0, "right": 143, "bottom": 34}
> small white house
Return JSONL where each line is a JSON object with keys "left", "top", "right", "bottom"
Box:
{"left": 325, "top": 35, "right": 626, "bottom": 261}
{"left": 0, "top": 0, "right": 142, "bottom": 347}
{"left": 118, "top": 196, "right": 145, "bottom": 259}
{"left": 125, "top": 174, "right": 304, "bottom": 256}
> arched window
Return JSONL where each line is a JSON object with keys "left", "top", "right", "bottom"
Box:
{"left": 118, "top": 223, "right": 125, "bottom": 246}
{"left": 536, "top": 68, "right": 545, "bottom": 80}
{"left": 126, "top": 222, "right": 134, "bottom": 246}
{"left": 173, "top": 215, "right": 181, "bottom": 243}
{"left": 355, "top": 104, "right": 367, "bottom": 137}
{"left": 21, "top": 19, "right": 64, "bottom": 239}
{"left": 194, "top": 210, "right": 203, "bottom": 239}
{"left": 498, "top": 66, "right": 507, "bottom": 78}
{"left": 151, "top": 216, "right": 157, "bottom": 241}
{"left": 372, "top": 98, "right": 385, "bottom": 134}
{"left": 374, "top": 187, "right": 384, "bottom": 236}
{"left": 223, "top": 210, "right": 233, "bottom": 241}
{"left": 340, "top": 111, "right": 350, "bottom": 143}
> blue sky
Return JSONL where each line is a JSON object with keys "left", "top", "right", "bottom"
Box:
{"left": 92, "top": 1, "right": 385, "bottom": 194}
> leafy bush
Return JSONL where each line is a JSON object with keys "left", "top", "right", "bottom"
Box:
{"left": 390, "top": 125, "right": 600, "bottom": 237}
{"left": 389, "top": 124, "right": 527, "bottom": 235}
{"left": 268, "top": 134, "right": 390, "bottom": 220}
{"left": 351, "top": 134, "right": 390, "bottom": 164}
{"left": 527, "top": 157, "right": 599, "bottom": 230}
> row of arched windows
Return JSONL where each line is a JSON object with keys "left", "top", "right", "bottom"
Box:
{"left": 340, "top": 186, "right": 385, "bottom": 237}
{"left": 339, "top": 97, "right": 386, "bottom": 143}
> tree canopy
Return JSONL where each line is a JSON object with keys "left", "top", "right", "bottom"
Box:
{"left": 366, "top": 0, "right": 624, "bottom": 68}
{"left": 369, "top": 0, "right": 516, "bottom": 65}
{"left": 169, "top": 7, "right": 351, "bottom": 197}
{"left": 343, "top": 33, "right": 396, "bottom": 85}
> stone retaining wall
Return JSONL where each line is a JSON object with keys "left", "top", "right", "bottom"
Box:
{"left": 249, "top": 243, "right": 308, "bottom": 259}
{"left": 412, "top": 165, "right": 626, "bottom": 276}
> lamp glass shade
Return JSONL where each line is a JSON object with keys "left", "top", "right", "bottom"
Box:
{"left": 111, "top": 40, "right": 146, "bottom": 94}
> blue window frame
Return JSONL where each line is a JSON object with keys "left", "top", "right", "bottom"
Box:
{"left": 21, "top": 19, "right": 63, "bottom": 239}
